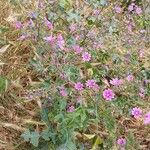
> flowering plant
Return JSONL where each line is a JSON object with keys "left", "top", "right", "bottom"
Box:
{"left": 1, "top": 0, "right": 150, "bottom": 149}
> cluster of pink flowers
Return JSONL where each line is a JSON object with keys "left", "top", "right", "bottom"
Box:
{"left": 74, "top": 79, "right": 99, "bottom": 91}
{"left": 128, "top": 3, "right": 142, "bottom": 15}
{"left": 75, "top": 82, "right": 116, "bottom": 101}
{"left": 131, "top": 107, "right": 150, "bottom": 125}
{"left": 43, "top": 33, "right": 65, "bottom": 49}
{"left": 110, "top": 78, "right": 123, "bottom": 86}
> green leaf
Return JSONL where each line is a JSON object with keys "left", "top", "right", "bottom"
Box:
{"left": 100, "top": 0, "right": 107, "bottom": 6}
{"left": 41, "top": 108, "right": 49, "bottom": 124}
{"left": 59, "top": 0, "right": 72, "bottom": 9}
{"left": 30, "top": 131, "right": 40, "bottom": 147}
{"left": 64, "top": 65, "right": 79, "bottom": 81}
{"left": 21, "top": 129, "right": 30, "bottom": 142}
{"left": 0, "top": 26, "right": 9, "bottom": 34}
{"left": 41, "top": 129, "right": 50, "bottom": 141}
{"left": 67, "top": 11, "right": 80, "bottom": 22}
{"left": 21, "top": 130, "right": 40, "bottom": 147}
{"left": 57, "top": 140, "right": 77, "bottom": 150}
{"left": 0, "top": 76, "right": 8, "bottom": 94}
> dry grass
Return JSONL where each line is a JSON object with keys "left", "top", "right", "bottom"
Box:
{"left": 0, "top": 0, "right": 38, "bottom": 149}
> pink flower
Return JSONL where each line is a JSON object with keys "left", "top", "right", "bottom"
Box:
{"left": 69, "top": 24, "right": 76, "bottom": 32}
{"left": 15, "top": 21, "right": 23, "bottom": 29}
{"left": 86, "top": 79, "right": 96, "bottom": 88}
{"left": 127, "top": 24, "right": 132, "bottom": 32}
{"left": 144, "top": 80, "right": 150, "bottom": 84}
{"left": 60, "top": 86, "right": 68, "bottom": 97}
{"left": 143, "top": 112, "right": 150, "bottom": 125}
{"left": 139, "top": 49, "right": 145, "bottom": 58}
{"left": 82, "top": 52, "right": 91, "bottom": 62}
{"left": 57, "top": 34, "right": 65, "bottom": 49}
{"left": 139, "top": 92, "right": 145, "bottom": 98}
{"left": 126, "top": 75, "right": 134, "bottom": 81}
{"left": 86, "top": 79, "right": 99, "bottom": 91}
{"left": 117, "top": 138, "right": 126, "bottom": 146}
{"left": 110, "top": 78, "right": 123, "bottom": 86}
{"left": 140, "top": 29, "right": 146, "bottom": 33}
{"left": 93, "top": 42, "right": 103, "bottom": 49}
{"left": 135, "top": 7, "right": 142, "bottom": 15}
{"left": 67, "top": 105, "right": 75, "bottom": 112}
{"left": 18, "top": 34, "right": 28, "bottom": 40}
{"left": 38, "top": 0, "right": 45, "bottom": 8}
{"left": 44, "top": 18, "right": 53, "bottom": 30}
{"left": 114, "top": 5, "right": 122, "bottom": 13}
{"left": 92, "top": 84, "right": 100, "bottom": 91}
{"left": 128, "top": 3, "right": 134, "bottom": 12}
{"left": 73, "top": 45, "right": 83, "bottom": 54}
{"left": 131, "top": 107, "right": 142, "bottom": 119}
{"left": 103, "top": 89, "right": 115, "bottom": 101}
{"left": 139, "top": 87, "right": 145, "bottom": 98}
{"left": 43, "top": 35, "right": 55, "bottom": 44}
{"left": 74, "top": 82, "right": 84, "bottom": 91}
{"left": 75, "top": 34, "right": 80, "bottom": 40}
{"left": 87, "top": 30, "right": 96, "bottom": 37}
{"left": 93, "top": 9, "right": 100, "bottom": 15}
{"left": 77, "top": 96, "right": 82, "bottom": 104}
{"left": 28, "top": 19, "right": 35, "bottom": 28}
{"left": 60, "top": 89, "right": 68, "bottom": 97}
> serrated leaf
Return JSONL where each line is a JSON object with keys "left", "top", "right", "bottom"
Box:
{"left": 21, "top": 129, "right": 30, "bottom": 142}
{"left": 30, "top": 131, "right": 40, "bottom": 147}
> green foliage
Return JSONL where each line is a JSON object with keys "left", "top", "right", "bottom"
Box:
{"left": 63, "top": 65, "right": 80, "bottom": 81}
{"left": 21, "top": 130, "right": 40, "bottom": 147}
